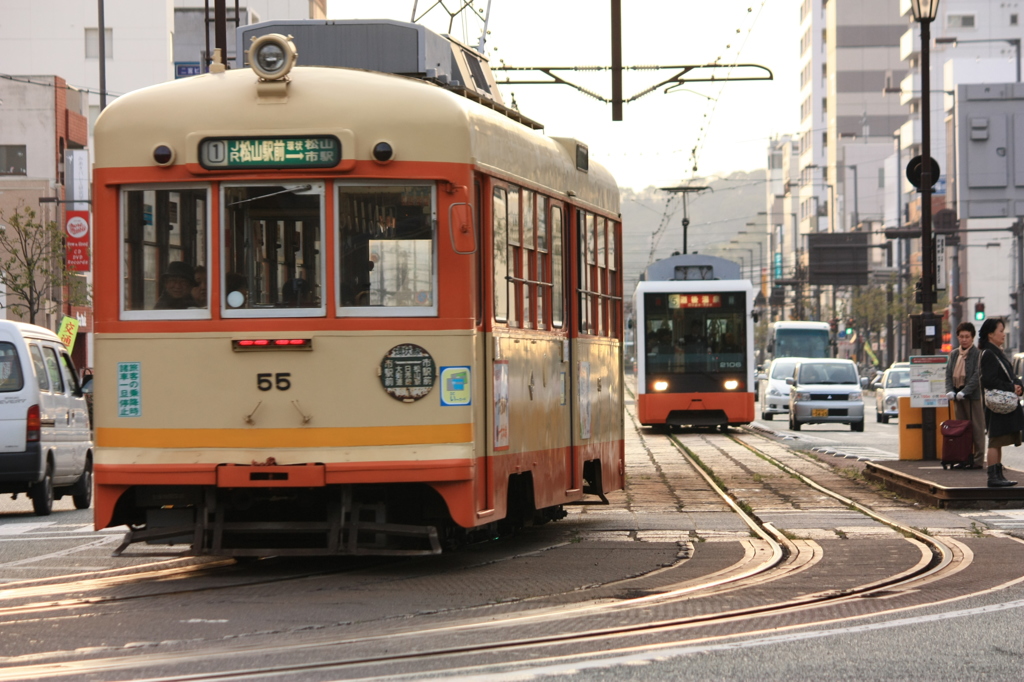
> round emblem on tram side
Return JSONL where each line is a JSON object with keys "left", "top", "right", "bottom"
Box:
{"left": 379, "top": 344, "right": 436, "bottom": 402}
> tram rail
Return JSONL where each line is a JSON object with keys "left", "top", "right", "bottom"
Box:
{"left": 0, "top": 426, "right": 1006, "bottom": 681}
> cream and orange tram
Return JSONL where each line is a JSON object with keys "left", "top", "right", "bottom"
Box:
{"left": 92, "top": 24, "right": 624, "bottom": 556}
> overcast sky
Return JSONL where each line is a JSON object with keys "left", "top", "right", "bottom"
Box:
{"left": 326, "top": 0, "right": 800, "bottom": 190}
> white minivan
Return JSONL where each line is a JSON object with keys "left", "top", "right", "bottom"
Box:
{"left": 0, "top": 321, "right": 93, "bottom": 515}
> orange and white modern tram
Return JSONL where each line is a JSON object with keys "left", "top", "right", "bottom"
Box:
{"left": 91, "top": 24, "right": 624, "bottom": 556}
{"left": 633, "top": 256, "right": 755, "bottom": 430}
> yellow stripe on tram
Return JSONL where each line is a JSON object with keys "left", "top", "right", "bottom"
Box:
{"left": 96, "top": 424, "right": 473, "bottom": 449}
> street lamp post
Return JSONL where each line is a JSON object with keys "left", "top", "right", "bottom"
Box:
{"left": 911, "top": 0, "right": 941, "bottom": 460}
{"left": 725, "top": 246, "right": 754, "bottom": 278}
{"left": 732, "top": 237, "right": 764, "bottom": 285}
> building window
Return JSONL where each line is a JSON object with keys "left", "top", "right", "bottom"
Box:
{"left": 1011, "top": 14, "right": 1019, "bottom": 26}
{"left": 947, "top": 14, "right": 975, "bottom": 28}
{"left": 0, "top": 145, "right": 27, "bottom": 175}
{"left": 878, "top": 167, "right": 885, "bottom": 188}
{"left": 85, "top": 28, "right": 113, "bottom": 59}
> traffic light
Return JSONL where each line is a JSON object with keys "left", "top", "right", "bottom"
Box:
{"left": 830, "top": 318, "right": 838, "bottom": 334}
{"left": 915, "top": 279, "right": 923, "bottom": 304}
{"left": 845, "top": 318, "right": 855, "bottom": 335}
{"left": 1011, "top": 292, "right": 1019, "bottom": 313}
{"left": 974, "top": 302, "right": 986, "bottom": 321}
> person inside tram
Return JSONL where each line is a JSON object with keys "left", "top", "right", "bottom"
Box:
{"left": 282, "top": 269, "right": 312, "bottom": 307}
{"left": 154, "top": 261, "right": 197, "bottom": 309}
{"left": 680, "top": 319, "right": 707, "bottom": 369}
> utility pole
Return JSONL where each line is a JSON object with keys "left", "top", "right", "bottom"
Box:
{"left": 611, "top": 0, "right": 622, "bottom": 121}
{"left": 98, "top": 0, "right": 106, "bottom": 110}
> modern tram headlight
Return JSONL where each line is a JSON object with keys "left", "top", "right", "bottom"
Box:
{"left": 723, "top": 379, "right": 740, "bottom": 391}
{"left": 653, "top": 380, "right": 669, "bottom": 392}
{"left": 249, "top": 33, "right": 298, "bottom": 81}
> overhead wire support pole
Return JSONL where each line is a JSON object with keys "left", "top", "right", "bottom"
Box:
{"left": 660, "top": 185, "right": 711, "bottom": 255}
{"left": 611, "top": 0, "right": 622, "bottom": 121}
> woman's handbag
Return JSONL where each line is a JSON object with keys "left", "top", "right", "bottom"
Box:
{"left": 983, "top": 351, "right": 1020, "bottom": 414}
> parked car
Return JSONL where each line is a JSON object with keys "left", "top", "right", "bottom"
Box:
{"left": 787, "top": 358, "right": 865, "bottom": 432}
{"left": 756, "top": 357, "right": 800, "bottom": 420}
{"left": 875, "top": 362, "right": 910, "bottom": 423}
{"left": 0, "top": 321, "right": 93, "bottom": 516}
{"left": 1012, "top": 352, "right": 1024, "bottom": 384}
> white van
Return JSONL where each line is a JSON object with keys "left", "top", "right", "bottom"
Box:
{"left": 0, "top": 321, "right": 93, "bottom": 515}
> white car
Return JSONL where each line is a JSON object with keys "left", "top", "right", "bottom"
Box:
{"left": 875, "top": 363, "right": 910, "bottom": 423}
{"left": 787, "top": 359, "right": 865, "bottom": 432}
{"left": 0, "top": 321, "right": 93, "bottom": 516}
{"left": 756, "top": 357, "right": 800, "bottom": 420}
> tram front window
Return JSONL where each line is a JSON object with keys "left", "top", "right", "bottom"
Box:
{"left": 122, "top": 187, "right": 208, "bottom": 314}
{"left": 644, "top": 292, "right": 745, "bottom": 376}
{"left": 337, "top": 184, "right": 435, "bottom": 314}
{"left": 223, "top": 184, "right": 323, "bottom": 314}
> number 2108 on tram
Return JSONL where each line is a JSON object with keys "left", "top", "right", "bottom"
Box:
{"left": 633, "top": 256, "right": 755, "bottom": 431}
{"left": 90, "top": 23, "right": 625, "bottom": 557}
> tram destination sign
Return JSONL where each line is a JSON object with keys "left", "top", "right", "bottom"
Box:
{"left": 199, "top": 135, "right": 340, "bottom": 170}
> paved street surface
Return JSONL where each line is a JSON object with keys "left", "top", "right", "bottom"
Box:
{"left": 0, "top": 400, "right": 1022, "bottom": 680}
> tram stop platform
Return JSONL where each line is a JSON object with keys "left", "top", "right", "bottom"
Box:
{"left": 863, "top": 460, "right": 1024, "bottom": 509}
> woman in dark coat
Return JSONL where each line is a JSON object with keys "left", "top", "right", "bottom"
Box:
{"left": 944, "top": 321, "right": 985, "bottom": 467}
{"left": 978, "top": 317, "right": 1021, "bottom": 487}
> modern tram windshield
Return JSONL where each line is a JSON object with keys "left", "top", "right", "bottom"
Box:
{"left": 643, "top": 291, "right": 746, "bottom": 375}
{"left": 773, "top": 329, "right": 830, "bottom": 358}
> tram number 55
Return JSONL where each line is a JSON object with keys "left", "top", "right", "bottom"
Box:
{"left": 257, "top": 373, "right": 291, "bottom": 391}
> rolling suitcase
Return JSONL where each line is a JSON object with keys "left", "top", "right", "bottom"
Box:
{"left": 941, "top": 403, "right": 974, "bottom": 470}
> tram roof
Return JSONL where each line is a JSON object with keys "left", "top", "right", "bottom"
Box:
{"left": 94, "top": 66, "right": 619, "bottom": 214}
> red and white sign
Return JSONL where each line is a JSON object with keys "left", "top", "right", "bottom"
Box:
{"left": 65, "top": 211, "right": 90, "bottom": 271}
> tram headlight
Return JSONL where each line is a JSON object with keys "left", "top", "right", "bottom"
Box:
{"left": 724, "top": 380, "right": 740, "bottom": 391}
{"left": 653, "top": 380, "right": 669, "bottom": 392}
{"left": 249, "top": 34, "right": 298, "bottom": 81}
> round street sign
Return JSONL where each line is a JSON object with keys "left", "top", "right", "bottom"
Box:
{"left": 905, "top": 155, "right": 940, "bottom": 190}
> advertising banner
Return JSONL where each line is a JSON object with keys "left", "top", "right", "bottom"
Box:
{"left": 65, "top": 211, "right": 90, "bottom": 271}
{"left": 57, "top": 316, "right": 80, "bottom": 353}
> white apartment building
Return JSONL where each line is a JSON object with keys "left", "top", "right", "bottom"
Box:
{"left": 895, "top": 0, "right": 1023, "bottom": 345}
{"left": 769, "top": 0, "right": 905, "bottom": 325}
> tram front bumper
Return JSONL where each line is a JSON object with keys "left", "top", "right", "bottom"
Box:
{"left": 638, "top": 392, "right": 755, "bottom": 426}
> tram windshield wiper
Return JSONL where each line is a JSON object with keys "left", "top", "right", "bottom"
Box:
{"left": 227, "top": 185, "right": 314, "bottom": 206}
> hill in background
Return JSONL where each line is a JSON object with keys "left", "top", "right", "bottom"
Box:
{"left": 620, "top": 169, "right": 768, "bottom": 305}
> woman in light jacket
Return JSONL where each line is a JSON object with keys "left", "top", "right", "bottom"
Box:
{"left": 944, "top": 321, "right": 985, "bottom": 468}
{"left": 978, "top": 317, "right": 1021, "bottom": 487}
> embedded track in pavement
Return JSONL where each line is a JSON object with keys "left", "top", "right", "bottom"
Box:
{"left": 4, "top": 420, "right": 1019, "bottom": 681}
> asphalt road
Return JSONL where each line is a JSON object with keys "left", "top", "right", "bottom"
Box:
{"left": 753, "top": 393, "right": 1024, "bottom": 472}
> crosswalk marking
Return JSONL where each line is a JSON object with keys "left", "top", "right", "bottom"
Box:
{"left": 0, "top": 522, "right": 55, "bottom": 536}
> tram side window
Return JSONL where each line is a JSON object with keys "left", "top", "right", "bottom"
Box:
{"left": 122, "top": 188, "right": 208, "bottom": 312}
{"left": 577, "top": 210, "right": 619, "bottom": 338}
{"left": 507, "top": 188, "right": 520, "bottom": 327}
{"left": 492, "top": 188, "right": 508, "bottom": 322}
{"left": 551, "top": 206, "right": 564, "bottom": 328}
{"left": 337, "top": 184, "right": 434, "bottom": 312}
